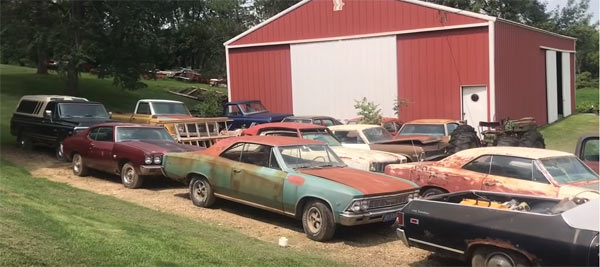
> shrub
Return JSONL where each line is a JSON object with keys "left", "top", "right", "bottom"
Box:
{"left": 190, "top": 90, "right": 226, "bottom": 117}
{"left": 354, "top": 97, "right": 382, "bottom": 125}
{"left": 576, "top": 72, "right": 599, "bottom": 89}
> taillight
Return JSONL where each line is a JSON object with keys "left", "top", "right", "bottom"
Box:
{"left": 396, "top": 212, "right": 404, "bottom": 227}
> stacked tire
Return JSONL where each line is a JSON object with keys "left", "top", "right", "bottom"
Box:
{"left": 447, "top": 125, "right": 481, "bottom": 154}
{"left": 497, "top": 129, "right": 545, "bottom": 149}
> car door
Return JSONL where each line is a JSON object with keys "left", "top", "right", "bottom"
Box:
{"left": 87, "top": 126, "right": 115, "bottom": 172}
{"left": 439, "top": 155, "right": 492, "bottom": 192}
{"left": 231, "top": 143, "right": 285, "bottom": 210}
{"left": 332, "top": 130, "right": 370, "bottom": 150}
{"left": 482, "top": 155, "right": 557, "bottom": 197}
{"left": 131, "top": 102, "right": 151, "bottom": 124}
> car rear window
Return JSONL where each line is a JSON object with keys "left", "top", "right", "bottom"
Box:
{"left": 399, "top": 124, "right": 445, "bottom": 136}
{"left": 16, "top": 100, "right": 41, "bottom": 114}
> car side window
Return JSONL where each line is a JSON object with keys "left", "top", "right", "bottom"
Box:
{"left": 226, "top": 105, "right": 241, "bottom": 116}
{"left": 532, "top": 163, "right": 550, "bottom": 184}
{"left": 582, "top": 138, "right": 599, "bottom": 162}
{"left": 88, "top": 128, "right": 101, "bottom": 140}
{"left": 447, "top": 123, "right": 459, "bottom": 134}
{"left": 263, "top": 131, "right": 299, "bottom": 137}
{"left": 322, "top": 119, "right": 335, "bottom": 126}
{"left": 269, "top": 148, "right": 281, "bottom": 170}
{"left": 383, "top": 122, "right": 397, "bottom": 133}
{"left": 462, "top": 155, "right": 492, "bottom": 174}
{"left": 137, "top": 102, "right": 151, "bottom": 115}
{"left": 220, "top": 143, "right": 244, "bottom": 161}
{"left": 16, "top": 100, "right": 40, "bottom": 114}
{"left": 333, "top": 131, "right": 364, "bottom": 144}
{"left": 313, "top": 119, "right": 322, "bottom": 126}
{"left": 95, "top": 127, "right": 114, "bottom": 142}
{"left": 490, "top": 155, "right": 534, "bottom": 181}
{"left": 240, "top": 143, "right": 271, "bottom": 168}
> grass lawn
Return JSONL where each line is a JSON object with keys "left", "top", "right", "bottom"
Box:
{"left": 0, "top": 64, "right": 224, "bottom": 144}
{"left": 540, "top": 113, "right": 599, "bottom": 153}
{"left": 576, "top": 87, "right": 599, "bottom": 108}
{"left": 0, "top": 160, "right": 336, "bottom": 266}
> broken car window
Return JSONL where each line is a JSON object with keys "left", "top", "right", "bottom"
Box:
{"left": 540, "top": 156, "right": 599, "bottom": 184}
{"left": 240, "top": 143, "right": 271, "bottom": 167}
{"left": 220, "top": 143, "right": 244, "bottom": 161}
{"left": 490, "top": 156, "right": 534, "bottom": 181}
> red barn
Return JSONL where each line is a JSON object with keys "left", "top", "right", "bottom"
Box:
{"left": 224, "top": 0, "right": 575, "bottom": 127}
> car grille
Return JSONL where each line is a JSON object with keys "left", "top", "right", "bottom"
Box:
{"left": 367, "top": 194, "right": 409, "bottom": 210}
{"left": 371, "top": 160, "right": 401, "bottom": 173}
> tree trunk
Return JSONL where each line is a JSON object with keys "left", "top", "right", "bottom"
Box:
{"left": 64, "top": 0, "right": 82, "bottom": 95}
{"left": 66, "top": 62, "right": 79, "bottom": 96}
{"left": 35, "top": 1, "right": 49, "bottom": 74}
{"left": 36, "top": 44, "right": 48, "bottom": 74}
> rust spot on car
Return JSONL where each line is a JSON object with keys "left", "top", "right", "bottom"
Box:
{"left": 288, "top": 175, "right": 305, "bottom": 186}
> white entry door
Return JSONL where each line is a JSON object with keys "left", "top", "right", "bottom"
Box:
{"left": 561, "top": 52, "right": 572, "bottom": 117}
{"left": 546, "top": 50, "right": 559, "bottom": 124}
{"left": 462, "top": 86, "right": 488, "bottom": 131}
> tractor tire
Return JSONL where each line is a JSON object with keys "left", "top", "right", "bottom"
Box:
{"left": 519, "top": 129, "right": 545, "bottom": 149}
{"left": 447, "top": 125, "right": 481, "bottom": 154}
{"left": 497, "top": 136, "right": 520, "bottom": 147}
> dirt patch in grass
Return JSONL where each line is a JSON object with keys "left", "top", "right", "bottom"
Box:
{"left": 1, "top": 145, "right": 463, "bottom": 266}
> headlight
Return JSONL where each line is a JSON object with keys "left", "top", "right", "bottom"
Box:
{"left": 349, "top": 200, "right": 370, "bottom": 213}
{"left": 360, "top": 200, "right": 369, "bottom": 210}
{"left": 407, "top": 191, "right": 420, "bottom": 201}
{"left": 144, "top": 156, "right": 152, "bottom": 165}
{"left": 153, "top": 156, "right": 161, "bottom": 164}
{"left": 369, "top": 164, "right": 377, "bottom": 172}
{"left": 350, "top": 201, "right": 361, "bottom": 212}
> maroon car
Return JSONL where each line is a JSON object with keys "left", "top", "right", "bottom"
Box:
{"left": 63, "top": 123, "right": 203, "bottom": 188}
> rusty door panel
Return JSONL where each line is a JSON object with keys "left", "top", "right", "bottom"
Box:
{"left": 230, "top": 162, "right": 285, "bottom": 210}
{"left": 481, "top": 174, "right": 558, "bottom": 197}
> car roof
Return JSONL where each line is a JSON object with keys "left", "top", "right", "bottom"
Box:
{"left": 227, "top": 100, "right": 260, "bottom": 104}
{"left": 452, "top": 146, "right": 573, "bottom": 160}
{"left": 203, "top": 136, "right": 325, "bottom": 156}
{"left": 405, "top": 119, "right": 459, "bottom": 124}
{"left": 20, "top": 95, "right": 89, "bottom": 102}
{"left": 329, "top": 124, "right": 382, "bottom": 131}
{"left": 285, "top": 116, "right": 334, "bottom": 120}
{"left": 138, "top": 99, "right": 183, "bottom": 103}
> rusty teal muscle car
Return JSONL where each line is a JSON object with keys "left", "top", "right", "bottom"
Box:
{"left": 162, "top": 136, "right": 419, "bottom": 241}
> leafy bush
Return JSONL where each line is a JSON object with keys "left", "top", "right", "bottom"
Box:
{"left": 576, "top": 72, "right": 599, "bottom": 89}
{"left": 190, "top": 90, "right": 226, "bottom": 117}
{"left": 354, "top": 97, "right": 382, "bottom": 125}
{"left": 576, "top": 102, "right": 598, "bottom": 113}
{"left": 393, "top": 98, "right": 410, "bottom": 115}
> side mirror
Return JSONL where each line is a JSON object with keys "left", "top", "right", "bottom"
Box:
{"left": 44, "top": 110, "right": 52, "bottom": 119}
{"left": 108, "top": 111, "right": 113, "bottom": 118}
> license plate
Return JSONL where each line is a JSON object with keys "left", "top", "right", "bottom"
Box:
{"left": 382, "top": 212, "right": 397, "bottom": 222}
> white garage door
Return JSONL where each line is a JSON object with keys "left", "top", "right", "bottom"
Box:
{"left": 545, "top": 50, "right": 558, "bottom": 124}
{"left": 290, "top": 36, "right": 398, "bottom": 121}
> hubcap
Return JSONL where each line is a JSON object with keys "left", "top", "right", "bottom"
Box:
{"left": 306, "top": 207, "right": 322, "bottom": 233}
{"left": 123, "top": 167, "right": 135, "bottom": 184}
{"left": 486, "top": 253, "right": 515, "bottom": 267}
{"left": 73, "top": 155, "right": 81, "bottom": 173}
{"left": 57, "top": 144, "right": 64, "bottom": 158}
{"left": 193, "top": 180, "right": 208, "bottom": 202}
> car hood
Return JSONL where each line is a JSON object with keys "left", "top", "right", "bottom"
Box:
{"left": 118, "top": 140, "right": 204, "bottom": 154}
{"left": 391, "top": 135, "right": 443, "bottom": 144}
{"left": 61, "top": 117, "right": 115, "bottom": 127}
{"left": 558, "top": 181, "right": 600, "bottom": 199}
{"left": 243, "top": 112, "right": 293, "bottom": 121}
{"left": 331, "top": 146, "right": 403, "bottom": 163}
{"left": 298, "top": 167, "right": 416, "bottom": 195}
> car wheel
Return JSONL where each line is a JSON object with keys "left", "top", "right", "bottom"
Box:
{"left": 72, "top": 154, "right": 89, "bottom": 176}
{"left": 421, "top": 188, "right": 447, "bottom": 198}
{"left": 17, "top": 133, "right": 32, "bottom": 150}
{"left": 302, "top": 200, "right": 336, "bottom": 242}
{"left": 121, "top": 162, "right": 144, "bottom": 189}
{"left": 472, "top": 247, "right": 530, "bottom": 267}
{"left": 189, "top": 176, "right": 216, "bottom": 208}
{"left": 55, "top": 142, "right": 66, "bottom": 162}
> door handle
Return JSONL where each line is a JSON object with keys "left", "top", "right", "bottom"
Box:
{"left": 483, "top": 181, "right": 496, "bottom": 186}
{"left": 232, "top": 169, "right": 241, "bottom": 173}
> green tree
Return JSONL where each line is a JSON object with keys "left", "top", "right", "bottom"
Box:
{"left": 354, "top": 97, "right": 383, "bottom": 125}
{"left": 253, "top": 0, "right": 299, "bottom": 21}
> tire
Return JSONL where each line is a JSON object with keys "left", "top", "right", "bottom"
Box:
{"left": 121, "top": 162, "right": 144, "bottom": 189}
{"left": 301, "top": 200, "right": 336, "bottom": 242}
{"left": 189, "top": 176, "right": 216, "bottom": 208}
{"left": 448, "top": 125, "right": 481, "bottom": 154}
{"left": 471, "top": 247, "right": 530, "bottom": 267}
{"left": 497, "top": 136, "right": 520, "bottom": 147}
{"left": 421, "top": 188, "right": 447, "bottom": 198}
{"left": 17, "top": 133, "right": 32, "bottom": 150}
{"left": 518, "top": 129, "right": 545, "bottom": 148}
{"left": 72, "top": 153, "right": 89, "bottom": 176}
{"left": 55, "top": 142, "right": 67, "bottom": 162}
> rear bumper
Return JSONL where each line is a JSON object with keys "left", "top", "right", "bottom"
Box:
{"left": 338, "top": 206, "right": 404, "bottom": 226}
{"left": 140, "top": 165, "right": 163, "bottom": 175}
{"left": 396, "top": 228, "right": 410, "bottom": 247}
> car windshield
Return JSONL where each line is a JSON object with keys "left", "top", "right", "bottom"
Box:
{"left": 239, "top": 102, "right": 267, "bottom": 114}
{"left": 301, "top": 130, "right": 341, "bottom": 147}
{"left": 116, "top": 127, "right": 175, "bottom": 142}
{"left": 150, "top": 102, "right": 189, "bottom": 115}
{"left": 362, "top": 127, "right": 393, "bottom": 143}
{"left": 540, "top": 156, "right": 599, "bottom": 184}
{"left": 398, "top": 124, "right": 446, "bottom": 136}
{"left": 278, "top": 145, "right": 345, "bottom": 169}
{"left": 58, "top": 103, "right": 109, "bottom": 118}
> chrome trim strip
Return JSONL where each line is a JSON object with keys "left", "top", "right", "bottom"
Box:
{"left": 396, "top": 228, "right": 409, "bottom": 247}
{"left": 408, "top": 238, "right": 464, "bottom": 254}
{"left": 214, "top": 193, "right": 295, "bottom": 217}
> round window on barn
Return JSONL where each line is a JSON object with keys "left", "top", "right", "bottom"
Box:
{"left": 471, "top": 94, "right": 479, "bottom": 102}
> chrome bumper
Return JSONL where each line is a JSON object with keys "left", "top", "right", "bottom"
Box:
{"left": 140, "top": 165, "right": 163, "bottom": 175}
{"left": 338, "top": 206, "right": 404, "bottom": 226}
{"left": 396, "top": 228, "right": 410, "bottom": 247}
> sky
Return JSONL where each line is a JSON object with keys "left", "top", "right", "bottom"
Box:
{"left": 545, "top": 0, "right": 599, "bottom": 23}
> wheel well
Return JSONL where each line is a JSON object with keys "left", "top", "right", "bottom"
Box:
{"left": 117, "top": 159, "right": 131, "bottom": 172}
{"left": 186, "top": 172, "right": 209, "bottom": 187}
{"left": 419, "top": 186, "right": 448, "bottom": 195}
{"left": 295, "top": 196, "right": 334, "bottom": 220}
{"left": 467, "top": 244, "right": 534, "bottom": 265}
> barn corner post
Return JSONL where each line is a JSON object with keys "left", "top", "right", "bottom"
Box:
{"left": 488, "top": 19, "right": 496, "bottom": 123}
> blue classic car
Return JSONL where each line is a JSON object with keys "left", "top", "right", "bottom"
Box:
{"left": 223, "top": 100, "right": 292, "bottom": 129}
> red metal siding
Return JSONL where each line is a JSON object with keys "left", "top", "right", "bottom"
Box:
{"left": 494, "top": 21, "right": 575, "bottom": 125}
{"left": 228, "top": 45, "right": 293, "bottom": 113}
{"left": 396, "top": 27, "right": 489, "bottom": 121}
{"left": 232, "top": 0, "right": 485, "bottom": 46}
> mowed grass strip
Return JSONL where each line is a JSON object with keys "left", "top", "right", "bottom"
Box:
{"left": 576, "top": 88, "right": 599, "bottom": 107}
{"left": 0, "top": 64, "right": 222, "bottom": 144}
{"left": 0, "top": 160, "right": 336, "bottom": 267}
{"left": 540, "top": 113, "right": 599, "bottom": 153}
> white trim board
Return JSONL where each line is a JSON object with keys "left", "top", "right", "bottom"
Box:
{"left": 488, "top": 21, "right": 496, "bottom": 121}
{"left": 540, "top": 46, "right": 576, "bottom": 53}
{"left": 226, "top": 23, "right": 488, "bottom": 49}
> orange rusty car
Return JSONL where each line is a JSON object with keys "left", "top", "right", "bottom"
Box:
{"left": 385, "top": 146, "right": 599, "bottom": 199}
